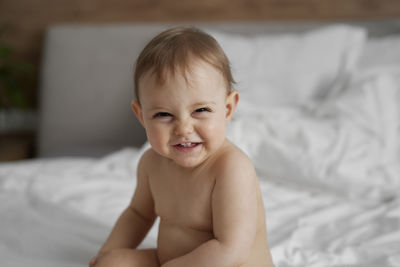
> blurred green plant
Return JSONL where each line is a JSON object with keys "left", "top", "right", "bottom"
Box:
{"left": 0, "top": 26, "right": 36, "bottom": 110}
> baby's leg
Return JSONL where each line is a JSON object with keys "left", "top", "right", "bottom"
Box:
{"left": 95, "top": 248, "right": 159, "bottom": 267}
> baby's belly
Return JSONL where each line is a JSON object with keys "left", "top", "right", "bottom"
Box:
{"left": 157, "top": 218, "right": 213, "bottom": 264}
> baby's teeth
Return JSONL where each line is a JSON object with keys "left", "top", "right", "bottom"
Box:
{"left": 181, "top": 142, "right": 192, "bottom": 147}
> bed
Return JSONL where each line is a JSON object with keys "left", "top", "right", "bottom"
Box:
{"left": 1, "top": 21, "right": 400, "bottom": 267}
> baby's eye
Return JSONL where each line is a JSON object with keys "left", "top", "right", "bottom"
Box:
{"left": 194, "top": 107, "right": 212, "bottom": 113}
{"left": 153, "top": 112, "right": 172, "bottom": 118}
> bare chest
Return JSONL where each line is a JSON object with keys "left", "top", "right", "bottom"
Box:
{"left": 149, "top": 168, "right": 215, "bottom": 231}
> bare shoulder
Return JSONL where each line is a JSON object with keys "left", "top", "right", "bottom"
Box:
{"left": 214, "top": 140, "right": 256, "bottom": 173}
{"left": 212, "top": 140, "right": 257, "bottom": 183}
{"left": 137, "top": 148, "right": 162, "bottom": 171}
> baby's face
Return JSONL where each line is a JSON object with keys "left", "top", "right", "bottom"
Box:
{"left": 133, "top": 60, "right": 237, "bottom": 168}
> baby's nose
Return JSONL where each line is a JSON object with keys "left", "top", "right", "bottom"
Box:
{"left": 174, "top": 119, "right": 193, "bottom": 136}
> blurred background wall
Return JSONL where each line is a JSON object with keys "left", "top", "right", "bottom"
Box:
{"left": 0, "top": 0, "right": 399, "bottom": 160}
{"left": 2, "top": 0, "right": 400, "bottom": 68}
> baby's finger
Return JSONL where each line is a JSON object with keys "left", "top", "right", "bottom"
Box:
{"left": 89, "top": 257, "right": 97, "bottom": 267}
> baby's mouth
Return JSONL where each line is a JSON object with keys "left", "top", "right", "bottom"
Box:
{"left": 174, "top": 142, "right": 202, "bottom": 150}
{"left": 178, "top": 142, "right": 197, "bottom": 148}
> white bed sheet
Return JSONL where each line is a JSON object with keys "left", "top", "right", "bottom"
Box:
{"left": 1, "top": 144, "right": 399, "bottom": 267}
{"left": 228, "top": 66, "right": 400, "bottom": 204}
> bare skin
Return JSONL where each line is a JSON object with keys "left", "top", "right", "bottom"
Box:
{"left": 91, "top": 142, "right": 273, "bottom": 267}
{"left": 149, "top": 142, "right": 272, "bottom": 266}
{"left": 90, "top": 59, "right": 274, "bottom": 267}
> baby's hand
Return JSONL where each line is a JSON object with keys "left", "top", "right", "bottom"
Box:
{"left": 89, "top": 251, "right": 110, "bottom": 267}
{"left": 89, "top": 256, "right": 98, "bottom": 267}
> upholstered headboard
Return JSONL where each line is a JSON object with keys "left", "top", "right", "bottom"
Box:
{"left": 37, "top": 21, "right": 400, "bottom": 157}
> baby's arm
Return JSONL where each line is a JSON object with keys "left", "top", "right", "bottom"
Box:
{"left": 162, "top": 153, "right": 258, "bottom": 267}
{"left": 93, "top": 151, "right": 157, "bottom": 261}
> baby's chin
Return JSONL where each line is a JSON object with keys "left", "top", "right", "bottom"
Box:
{"left": 170, "top": 153, "right": 207, "bottom": 169}
{"left": 173, "top": 158, "right": 204, "bottom": 169}
{"left": 170, "top": 150, "right": 211, "bottom": 169}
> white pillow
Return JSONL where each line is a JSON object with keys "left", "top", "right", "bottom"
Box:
{"left": 209, "top": 25, "right": 366, "bottom": 110}
{"left": 228, "top": 70, "right": 400, "bottom": 203}
{"left": 358, "top": 35, "right": 400, "bottom": 70}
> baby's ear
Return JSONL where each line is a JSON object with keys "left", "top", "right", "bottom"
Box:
{"left": 131, "top": 100, "right": 145, "bottom": 126}
{"left": 225, "top": 90, "right": 239, "bottom": 123}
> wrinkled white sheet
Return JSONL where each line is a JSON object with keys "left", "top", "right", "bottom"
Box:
{"left": 1, "top": 148, "right": 399, "bottom": 266}
{"left": 228, "top": 68, "right": 400, "bottom": 204}
{"left": 1, "top": 68, "right": 400, "bottom": 267}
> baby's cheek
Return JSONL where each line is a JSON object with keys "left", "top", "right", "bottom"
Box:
{"left": 146, "top": 127, "right": 165, "bottom": 147}
{"left": 203, "top": 120, "right": 226, "bottom": 140}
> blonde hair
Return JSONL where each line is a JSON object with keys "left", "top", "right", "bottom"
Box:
{"left": 133, "top": 26, "right": 235, "bottom": 101}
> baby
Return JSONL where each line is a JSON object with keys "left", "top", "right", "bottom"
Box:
{"left": 90, "top": 26, "right": 274, "bottom": 267}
